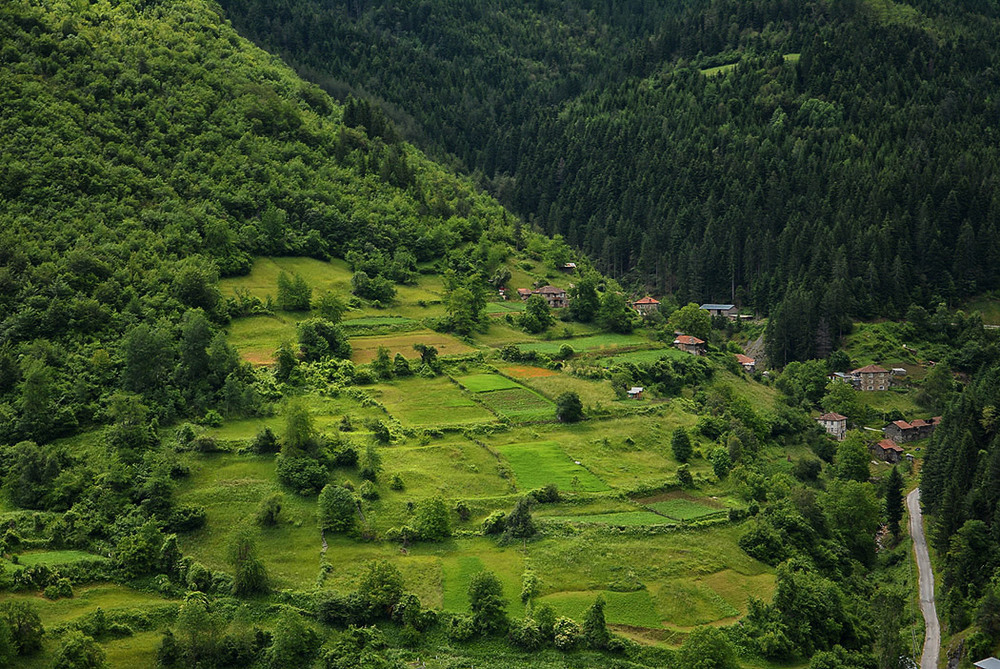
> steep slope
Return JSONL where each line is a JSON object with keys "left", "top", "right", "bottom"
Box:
{"left": 219, "top": 0, "right": 1000, "bottom": 324}
{"left": 0, "top": 0, "right": 511, "bottom": 441}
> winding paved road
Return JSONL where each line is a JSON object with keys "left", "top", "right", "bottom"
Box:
{"left": 908, "top": 488, "right": 940, "bottom": 669}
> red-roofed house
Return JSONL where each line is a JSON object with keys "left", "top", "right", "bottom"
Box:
{"left": 633, "top": 296, "right": 661, "bottom": 316}
{"left": 852, "top": 364, "right": 890, "bottom": 391}
{"left": 884, "top": 416, "right": 942, "bottom": 443}
{"left": 816, "top": 412, "right": 848, "bottom": 440}
{"left": 735, "top": 354, "right": 756, "bottom": 373}
{"left": 873, "top": 439, "right": 904, "bottom": 463}
{"left": 534, "top": 285, "right": 568, "bottom": 308}
{"left": 673, "top": 334, "right": 706, "bottom": 356}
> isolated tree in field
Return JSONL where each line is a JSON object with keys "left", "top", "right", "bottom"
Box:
{"left": 359, "top": 444, "right": 383, "bottom": 481}
{"left": 555, "top": 392, "right": 583, "bottom": 422}
{"left": 371, "top": 346, "right": 393, "bottom": 379}
{"left": 504, "top": 497, "right": 536, "bottom": 539}
{"left": 582, "top": 596, "right": 610, "bottom": 649}
{"left": 318, "top": 484, "right": 357, "bottom": 534}
{"left": 256, "top": 493, "right": 283, "bottom": 527}
{"left": 392, "top": 353, "right": 411, "bottom": 376}
{"left": 668, "top": 303, "right": 712, "bottom": 342}
{"left": 671, "top": 427, "right": 692, "bottom": 463}
{"left": 416, "top": 497, "right": 451, "bottom": 541}
{"left": 468, "top": 570, "right": 508, "bottom": 634}
{"left": 357, "top": 560, "right": 404, "bottom": 618}
{"left": 519, "top": 294, "right": 552, "bottom": 333}
{"left": 283, "top": 400, "right": 318, "bottom": 457}
{"left": 885, "top": 466, "right": 904, "bottom": 539}
{"left": 835, "top": 433, "right": 871, "bottom": 483}
{"left": 229, "top": 526, "right": 269, "bottom": 596}
{"left": 313, "top": 290, "right": 346, "bottom": 322}
{"left": 277, "top": 271, "right": 312, "bottom": 311}
{"left": 273, "top": 341, "right": 298, "bottom": 383}
{"left": 520, "top": 570, "right": 540, "bottom": 609}
{"left": 413, "top": 343, "right": 439, "bottom": 369}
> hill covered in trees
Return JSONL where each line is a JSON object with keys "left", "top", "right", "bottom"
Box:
{"left": 220, "top": 0, "right": 1000, "bottom": 360}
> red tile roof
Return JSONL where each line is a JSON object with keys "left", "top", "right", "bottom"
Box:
{"left": 634, "top": 296, "right": 660, "bottom": 305}
{"left": 735, "top": 354, "right": 755, "bottom": 365}
{"left": 910, "top": 419, "right": 929, "bottom": 428}
{"left": 852, "top": 364, "right": 888, "bottom": 374}
{"left": 878, "top": 439, "right": 904, "bottom": 453}
{"left": 892, "top": 420, "right": 912, "bottom": 429}
{"left": 817, "top": 412, "right": 847, "bottom": 421}
{"left": 674, "top": 335, "right": 705, "bottom": 345}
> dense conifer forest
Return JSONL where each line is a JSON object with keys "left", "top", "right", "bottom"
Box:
{"left": 222, "top": 0, "right": 1000, "bottom": 361}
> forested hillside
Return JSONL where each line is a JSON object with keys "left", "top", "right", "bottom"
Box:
{"left": 222, "top": 0, "right": 1000, "bottom": 360}
{"left": 0, "top": 0, "right": 512, "bottom": 442}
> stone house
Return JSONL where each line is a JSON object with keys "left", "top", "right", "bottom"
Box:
{"left": 852, "top": 364, "right": 890, "bottom": 391}
{"left": 883, "top": 416, "right": 942, "bottom": 443}
{"left": 517, "top": 286, "right": 568, "bottom": 308}
{"left": 873, "top": 439, "right": 904, "bottom": 463}
{"left": 735, "top": 353, "right": 756, "bottom": 373}
{"left": 673, "top": 334, "right": 706, "bottom": 356}
{"left": 632, "top": 296, "right": 660, "bottom": 316}
{"left": 816, "top": 412, "right": 847, "bottom": 441}
{"left": 700, "top": 303, "right": 739, "bottom": 319}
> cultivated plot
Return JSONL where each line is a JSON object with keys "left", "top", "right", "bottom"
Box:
{"left": 350, "top": 331, "right": 476, "bottom": 364}
{"left": 496, "top": 441, "right": 608, "bottom": 492}
{"left": 537, "top": 589, "right": 662, "bottom": 628}
{"left": 476, "top": 388, "right": 556, "bottom": 422}
{"left": 518, "top": 333, "right": 648, "bottom": 355}
{"left": 374, "top": 377, "right": 496, "bottom": 428}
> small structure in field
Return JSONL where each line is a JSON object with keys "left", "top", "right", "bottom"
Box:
{"left": 873, "top": 439, "right": 903, "bottom": 463}
{"left": 883, "top": 416, "right": 942, "bottom": 443}
{"left": 816, "top": 412, "right": 847, "bottom": 441}
{"left": 735, "top": 353, "right": 756, "bottom": 373}
{"left": 852, "top": 364, "right": 890, "bottom": 391}
{"left": 891, "top": 367, "right": 907, "bottom": 377}
{"left": 560, "top": 262, "right": 577, "bottom": 273}
{"left": 627, "top": 386, "right": 644, "bottom": 400}
{"left": 700, "top": 303, "right": 738, "bottom": 319}
{"left": 673, "top": 334, "right": 706, "bottom": 356}
{"left": 632, "top": 296, "right": 660, "bottom": 316}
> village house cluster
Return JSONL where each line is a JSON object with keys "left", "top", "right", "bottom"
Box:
{"left": 829, "top": 364, "right": 907, "bottom": 391}
{"left": 814, "top": 410, "right": 941, "bottom": 464}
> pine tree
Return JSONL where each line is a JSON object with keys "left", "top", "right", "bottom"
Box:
{"left": 885, "top": 467, "right": 904, "bottom": 540}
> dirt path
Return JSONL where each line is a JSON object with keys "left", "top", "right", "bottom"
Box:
{"left": 908, "top": 488, "right": 940, "bottom": 669}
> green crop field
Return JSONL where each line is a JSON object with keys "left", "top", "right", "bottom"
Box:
{"left": 544, "top": 511, "right": 675, "bottom": 527}
{"left": 515, "top": 372, "right": 618, "bottom": 408}
{"left": 518, "top": 333, "right": 648, "bottom": 355}
{"left": 350, "top": 331, "right": 477, "bottom": 363}
{"left": 476, "top": 388, "right": 556, "bottom": 422}
{"left": 341, "top": 316, "right": 420, "bottom": 328}
{"left": 384, "top": 439, "right": 513, "bottom": 500}
{"left": 496, "top": 441, "right": 609, "bottom": 491}
{"left": 537, "top": 589, "right": 663, "bottom": 628}
{"left": 454, "top": 373, "right": 523, "bottom": 393}
{"left": 647, "top": 498, "right": 725, "bottom": 521}
{"left": 373, "top": 377, "right": 496, "bottom": 428}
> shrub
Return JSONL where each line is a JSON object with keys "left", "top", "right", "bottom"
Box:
{"left": 447, "top": 614, "right": 476, "bottom": 642}
{"left": 482, "top": 511, "right": 506, "bottom": 535}
{"left": 276, "top": 455, "right": 328, "bottom": 495}
{"left": 250, "top": 427, "right": 280, "bottom": 454}
{"left": 318, "top": 484, "right": 357, "bottom": 534}
{"left": 358, "top": 480, "right": 379, "bottom": 501}
{"left": 255, "top": 493, "right": 283, "bottom": 527}
{"left": 510, "top": 617, "right": 544, "bottom": 650}
{"left": 530, "top": 483, "right": 560, "bottom": 503}
{"left": 389, "top": 474, "right": 404, "bottom": 491}
{"left": 415, "top": 497, "right": 451, "bottom": 541}
{"left": 53, "top": 631, "right": 105, "bottom": 669}
{"left": 454, "top": 500, "right": 471, "bottom": 521}
{"left": 677, "top": 464, "right": 693, "bottom": 487}
{"left": 43, "top": 578, "right": 73, "bottom": 600}
{"left": 167, "top": 505, "right": 207, "bottom": 532}
{"left": 553, "top": 616, "right": 582, "bottom": 650}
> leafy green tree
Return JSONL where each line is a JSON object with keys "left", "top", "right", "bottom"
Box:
{"left": 826, "top": 479, "right": 881, "bottom": 566}
{"left": 283, "top": 400, "right": 319, "bottom": 457}
{"left": 710, "top": 447, "right": 732, "bottom": 479}
{"left": 318, "top": 484, "right": 357, "bottom": 534}
{"left": 274, "top": 341, "right": 299, "bottom": 383}
{"left": 555, "top": 392, "right": 584, "bottom": 422}
{"left": 598, "top": 291, "right": 635, "bottom": 333}
{"left": 885, "top": 467, "right": 904, "bottom": 540}
{"left": 277, "top": 271, "right": 312, "bottom": 311}
{"left": 0, "top": 618, "right": 13, "bottom": 668}
{"left": 229, "top": 526, "right": 269, "bottom": 596}
{"left": 370, "top": 346, "right": 393, "bottom": 380}
{"left": 582, "top": 596, "right": 610, "bottom": 649}
{"left": 412, "top": 343, "right": 439, "bottom": 370}
{"left": 267, "top": 610, "right": 319, "bottom": 669}
{"left": 0, "top": 601, "right": 43, "bottom": 657}
{"left": 821, "top": 381, "right": 865, "bottom": 426}
{"left": 504, "top": 497, "right": 536, "bottom": 539}
{"left": 256, "top": 493, "right": 284, "bottom": 527}
{"left": 671, "top": 427, "right": 692, "bottom": 463}
{"left": 351, "top": 271, "right": 396, "bottom": 302}
{"left": 569, "top": 275, "right": 600, "bottom": 323}
{"left": 297, "top": 318, "right": 351, "bottom": 361}
{"left": 115, "top": 520, "right": 164, "bottom": 578}
{"left": 121, "top": 323, "right": 174, "bottom": 397}
{"left": 314, "top": 291, "right": 346, "bottom": 322}
{"left": 53, "top": 631, "right": 107, "bottom": 669}
{"left": 415, "top": 497, "right": 451, "bottom": 541}
{"left": 518, "top": 294, "right": 552, "bottom": 334}
{"left": 667, "top": 303, "right": 711, "bottom": 341}
{"left": 917, "top": 363, "right": 953, "bottom": 412}
{"left": 392, "top": 353, "right": 411, "bottom": 376}
{"left": 520, "top": 570, "right": 540, "bottom": 609}
{"left": 175, "top": 595, "right": 221, "bottom": 663}
{"left": 446, "top": 286, "right": 481, "bottom": 335}
{"left": 835, "top": 433, "right": 871, "bottom": 483}
{"left": 677, "top": 626, "right": 738, "bottom": 669}
{"left": 944, "top": 519, "right": 996, "bottom": 597}
{"left": 468, "top": 570, "right": 508, "bottom": 634}
{"left": 359, "top": 444, "right": 383, "bottom": 481}
{"left": 776, "top": 359, "right": 830, "bottom": 407}
{"left": 357, "top": 560, "right": 405, "bottom": 618}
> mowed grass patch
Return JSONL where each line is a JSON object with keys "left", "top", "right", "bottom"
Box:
{"left": 0, "top": 585, "right": 175, "bottom": 627}
{"left": 104, "top": 631, "right": 163, "bottom": 668}
{"left": 227, "top": 314, "right": 297, "bottom": 365}
{"left": 544, "top": 511, "right": 675, "bottom": 527}
{"left": 647, "top": 499, "right": 725, "bottom": 521}
{"left": 496, "top": 441, "right": 608, "bottom": 492}
{"left": 201, "top": 393, "right": 384, "bottom": 441}
{"left": 220, "top": 257, "right": 354, "bottom": 300}
{"left": 519, "top": 333, "right": 648, "bottom": 355}
{"left": 476, "top": 388, "right": 555, "bottom": 422}
{"left": 454, "top": 373, "right": 523, "bottom": 393}
{"left": 537, "top": 590, "right": 662, "bottom": 628}
{"left": 434, "top": 538, "right": 525, "bottom": 617}
{"left": 485, "top": 302, "right": 525, "bottom": 314}
{"left": 350, "top": 331, "right": 476, "bottom": 364}
{"left": 373, "top": 377, "right": 496, "bottom": 428}
{"left": 516, "top": 372, "right": 617, "bottom": 408}
{"left": 382, "top": 439, "right": 512, "bottom": 500}
{"left": 499, "top": 365, "right": 559, "bottom": 379}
